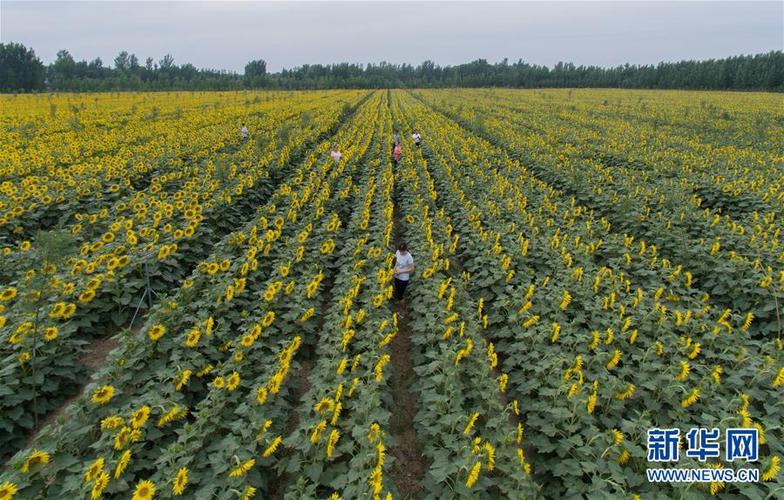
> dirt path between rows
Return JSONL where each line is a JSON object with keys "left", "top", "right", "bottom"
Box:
{"left": 24, "top": 334, "right": 119, "bottom": 449}
{"left": 265, "top": 354, "right": 314, "bottom": 499}
{"left": 387, "top": 182, "right": 426, "bottom": 499}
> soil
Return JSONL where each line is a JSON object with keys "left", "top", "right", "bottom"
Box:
{"left": 388, "top": 312, "right": 426, "bottom": 499}
{"left": 24, "top": 334, "right": 119, "bottom": 449}
{"left": 387, "top": 178, "right": 427, "bottom": 499}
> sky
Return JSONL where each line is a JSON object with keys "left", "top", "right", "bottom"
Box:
{"left": 1, "top": 1, "right": 782, "bottom": 72}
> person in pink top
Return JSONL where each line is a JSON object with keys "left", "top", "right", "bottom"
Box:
{"left": 392, "top": 143, "right": 402, "bottom": 167}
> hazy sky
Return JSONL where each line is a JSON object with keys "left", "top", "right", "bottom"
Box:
{"left": 1, "top": 1, "right": 782, "bottom": 72}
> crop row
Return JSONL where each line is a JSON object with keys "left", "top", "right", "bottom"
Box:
{"left": 398, "top": 90, "right": 782, "bottom": 498}
{"left": 0, "top": 91, "right": 368, "bottom": 456}
{"left": 0, "top": 91, "right": 388, "bottom": 498}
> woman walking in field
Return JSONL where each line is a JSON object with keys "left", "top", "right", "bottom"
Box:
{"left": 392, "top": 242, "right": 414, "bottom": 308}
{"left": 392, "top": 143, "right": 402, "bottom": 168}
{"left": 392, "top": 131, "right": 401, "bottom": 156}
{"left": 330, "top": 144, "right": 342, "bottom": 165}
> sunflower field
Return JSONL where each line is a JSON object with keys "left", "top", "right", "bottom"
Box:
{"left": 0, "top": 89, "right": 781, "bottom": 499}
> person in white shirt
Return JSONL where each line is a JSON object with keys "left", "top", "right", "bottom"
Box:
{"left": 241, "top": 124, "right": 249, "bottom": 140}
{"left": 330, "top": 145, "right": 342, "bottom": 165}
{"left": 393, "top": 242, "right": 414, "bottom": 304}
{"left": 412, "top": 131, "right": 421, "bottom": 147}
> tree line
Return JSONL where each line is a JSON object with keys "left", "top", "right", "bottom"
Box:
{"left": 1, "top": 42, "right": 782, "bottom": 92}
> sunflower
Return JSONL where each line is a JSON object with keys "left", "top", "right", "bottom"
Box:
{"left": 78, "top": 289, "right": 96, "bottom": 304}
{"left": 62, "top": 302, "right": 77, "bottom": 318}
{"left": 615, "top": 383, "right": 636, "bottom": 400}
{"left": 130, "top": 405, "right": 151, "bottom": 429}
{"left": 262, "top": 436, "right": 282, "bottom": 458}
{"left": 226, "top": 371, "right": 240, "bottom": 391}
{"left": 326, "top": 429, "right": 340, "bottom": 459}
{"left": 320, "top": 239, "right": 335, "bottom": 254}
{"left": 681, "top": 387, "right": 700, "bottom": 408}
{"left": 132, "top": 479, "right": 156, "bottom": 500}
{"left": 228, "top": 459, "right": 255, "bottom": 478}
{"left": 299, "top": 307, "right": 315, "bottom": 321}
{"left": 466, "top": 460, "right": 482, "bottom": 488}
{"left": 255, "top": 386, "right": 269, "bottom": 405}
{"left": 0, "top": 288, "right": 17, "bottom": 301}
{"left": 172, "top": 467, "right": 188, "bottom": 496}
{"left": 148, "top": 324, "right": 166, "bottom": 341}
{"left": 184, "top": 329, "right": 200, "bottom": 348}
{"left": 310, "top": 420, "right": 327, "bottom": 444}
{"left": 0, "top": 481, "right": 18, "bottom": 500}
{"left": 618, "top": 448, "right": 631, "bottom": 465}
{"left": 196, "top": 364, "right": 213, "bottom": 377}
{"left": 763, "top": 455, "right": 781, "bottom": 481}
{"left": 314, "top": 397, "right": 334, "bottom": 414}
{"left": 157, "top": 406, "right": 181, "bottom": 427}
{"left": 91, "top": 385, "right": 115, "bottom": 405}
{"left": 175, "top": 370, "right": 192, "bottom": 391}
{"left": 20, "top": 449, "right": 50, "bottom": 473}
{"left": 84, "top": 457, "right": 105, "bottom": 483}
{"left": 99, "top": 415, "right": 123, "bottom": 430}
{"left": 158, "top": 245, "right": 172, "bottom": 261}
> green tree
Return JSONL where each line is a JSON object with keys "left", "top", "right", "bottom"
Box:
{"left": 244, "top": 59, "right": 268, "bottom": 87}
{"left": 0, "top": 42, "right": 45, "bottom": 91}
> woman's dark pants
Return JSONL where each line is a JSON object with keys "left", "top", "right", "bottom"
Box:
{"left": 393, "top": 277, "right": 409, "bottom": 301}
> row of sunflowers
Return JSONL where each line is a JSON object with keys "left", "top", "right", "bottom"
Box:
{"left": 398, "top": 90, "right": 782, "bottom": 497}
{"left": 415, "top": 88, "right": 783, "bottom": 338}
{"left": 390, "top": 94, "right": 540, "bottom": 498}
{"left": 0, "top": 91, "right": 402, "bottom": 498}
{"left": 0, "top": 90, "right": 368, "bottom": 454}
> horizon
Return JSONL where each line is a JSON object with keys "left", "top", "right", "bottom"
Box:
{"left": 2, "top": 1, "right": 782, "bottom": 73}
{"left": 3, "top": 43, "right": 779, "bottom": 74}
